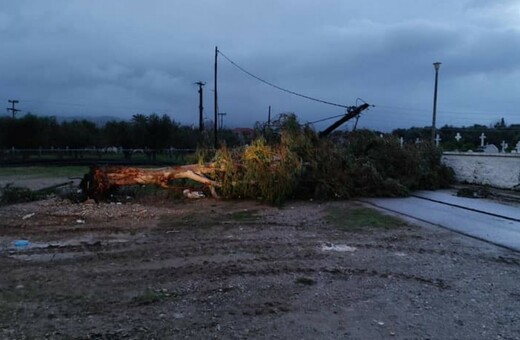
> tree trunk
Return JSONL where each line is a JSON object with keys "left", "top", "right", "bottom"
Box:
{"left": 81, "top": 163, "right": 222, "bottom": 200}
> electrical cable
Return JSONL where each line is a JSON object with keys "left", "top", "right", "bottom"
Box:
{"left": 308, "top": 113, "right": 346, "bottom": 124}
{"left": 218, "top": 49, "right": 351, "bottom": 109}
{"left": 374, "top": 103, "right": 520, "bottom": 117}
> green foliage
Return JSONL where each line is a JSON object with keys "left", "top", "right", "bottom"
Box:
{"left": 215, "top": 138, "right": 302, "bottom": 205}
{"left": 220, "top": 116, "right": 453, "bottom": 203}
{"left": 285, "top": 129, "right": 449, "bottom": 199}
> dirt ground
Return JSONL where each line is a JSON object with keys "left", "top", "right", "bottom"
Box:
{"left": 1, "top": 192, "right": 520, "bottom": 339}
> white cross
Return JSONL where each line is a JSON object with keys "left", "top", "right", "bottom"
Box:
{"left": 434, "top": 134, "right": 442, "bottom": 146}
{"left": 501, "top": 140, "right": 508, "bottom": 152}
{"left": 479, "top": 133, "right": 486, "bottom": 147}
{"left": 455, "top": 133, "right": 462, "bottom": 142}
{"left": 399, "top": 137, "right": 404, "bottom": 148}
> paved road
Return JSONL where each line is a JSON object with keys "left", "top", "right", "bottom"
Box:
{"left": 364, "top": 190, "right": 520, "bottom": 252}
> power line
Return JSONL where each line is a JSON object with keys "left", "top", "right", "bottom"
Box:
{"left": 374, "top": 103, "right": 520, "bottom": 117}
{"left": 308, "top": 113, "right": 346, "bottom": 124}
{"left": 217, "top": 49, "right": 351, "bottom": 109}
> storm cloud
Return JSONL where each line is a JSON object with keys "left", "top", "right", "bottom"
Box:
{"left": 1, "top": 0, "right": 519, "bottom": 131}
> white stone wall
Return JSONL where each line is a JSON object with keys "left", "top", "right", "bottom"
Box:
{"left": 442, "top": 152, "right": 520, "bottom": 189}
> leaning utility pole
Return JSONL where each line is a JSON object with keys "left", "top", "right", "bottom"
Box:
{"left": 7, "top": 99, "right": 20, "bottom": 118}
{"left": 318, "top": 103, "right": 370, "bottom": 138}
{"left": 195, "top": 81, "right": 206, "bottom": 131}
{"left": 214, "top": 46, "right": 219, "bottom": 149}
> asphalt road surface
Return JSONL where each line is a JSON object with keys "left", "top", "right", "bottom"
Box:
{"left": 364, "top": 190, "right": 520, "bottom": 252}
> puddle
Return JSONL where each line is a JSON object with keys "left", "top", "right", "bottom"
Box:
{"left": 321, "top": 244, "right": 357, "bottom": 252}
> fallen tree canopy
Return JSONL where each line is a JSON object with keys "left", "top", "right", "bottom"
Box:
{"left": 81, "top": 115, "right": 454, "bottom": 204}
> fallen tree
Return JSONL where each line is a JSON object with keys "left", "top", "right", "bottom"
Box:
{"left": 80, "top": 115, "right": 453, "bottom": 204}
{"left": 81, "top": 137, "right": 303, "bottom": 204}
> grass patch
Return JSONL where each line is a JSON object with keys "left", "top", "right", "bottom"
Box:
{"left": 160, "top": 208, "right": 260, "bottom": 230}
{"left": 131, "top": 289, "right": 177, "bottom": 306}
{"left": 226, "top": 209, "right": 259, "bottom": 222}
{"left": 295, "top": 277, "right": 316, "bottom": 285}
{"left": 325, "top": 206, "right": 406, "bottom": 231}
{"left": 0, "top": 185, "right": 53, "bottom": 205}
{"left": 159, "top": 213, "right": 216, "bottom": 229}
{"left": 0, "top": 166, "right": 88, "bottom": 178}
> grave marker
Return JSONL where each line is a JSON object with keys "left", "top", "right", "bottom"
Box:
{"left": 455, "top": 133, "right": 462, "bottom": 142}
{"left": 479, "top": 133, "right": 486, "bottom": 147}
{"left": 500, "top": 140, "right": 508, "bottom": 153}
{"left": 434, "top": 134, "right": 442, "bottom": 146}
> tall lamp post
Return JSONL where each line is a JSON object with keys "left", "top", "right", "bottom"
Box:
{"left": 431, "top": 62, "right": 441, "bottom": 144}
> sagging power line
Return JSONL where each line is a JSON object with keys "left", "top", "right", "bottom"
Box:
{"left": 217, "top": 49, "right": 351, "bottom": 109}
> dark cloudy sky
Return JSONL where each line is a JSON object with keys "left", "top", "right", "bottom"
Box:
{"left": 1, "top": 0, "right": 519, "bottom": 131}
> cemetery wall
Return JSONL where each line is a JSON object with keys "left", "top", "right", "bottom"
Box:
{"left": 442, "top": 152, "right": 520, "bottom": 189}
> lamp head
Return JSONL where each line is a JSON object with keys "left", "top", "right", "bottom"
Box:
{"left": 433, "top": 62, "right": 442, "bottom": 71}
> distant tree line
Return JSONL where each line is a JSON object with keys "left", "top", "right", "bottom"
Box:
{"left": 393, "top": 118, "right": 520, "bottom": 151}
{"left": 0, "top": 113, "right": 243, "bottom": 149}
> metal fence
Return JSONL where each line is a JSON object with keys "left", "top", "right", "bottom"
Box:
{"left": 0, "top": 147, "right": 197, "bottom": 165}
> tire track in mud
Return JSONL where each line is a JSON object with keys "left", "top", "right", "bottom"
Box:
{"left": 26, "top": 258, "right": 451, "bottom": 319}
{"left": 7, "top": 230, "right": 519, "bottom": 271}
{"left": 43, "top": 237, "right": 453, "bottom": 292}
{"left": 76, "top": 260, "right": 451, "bottom": 293}
{"left": 4, "top": 233, "right": 454, "bottom": 298}
{"left": 1, "top": 211, "right": 513, "bottom": 298}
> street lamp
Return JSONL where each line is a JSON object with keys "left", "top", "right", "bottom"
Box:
{"left": 431, "top": 62, "right": 441, "bottom": 144}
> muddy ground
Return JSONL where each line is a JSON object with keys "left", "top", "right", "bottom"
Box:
{"left": 1, "top": 193, "right": 520, "bottom": 340}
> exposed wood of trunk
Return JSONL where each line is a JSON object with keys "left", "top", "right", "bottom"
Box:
{"left": 82, "top": 163, "right": 222, "bottom": 199}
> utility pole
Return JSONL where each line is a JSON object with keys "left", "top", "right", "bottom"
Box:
{"left": 431, "top": 62, "right": 441, "bottom": 144}
{"left": 195, "top": 81, "right": 206, "bottom": 131}
{"left": 268, "top": 105, "right": 271, "bottom": 126}
{"left": 218, "top": 112, "right": 227, "bottom": 130}
{"left": 7, "top": 99, "right": 20, "bottom": 118}
{"left": 214, "top": 46, "right": 219, "bottom": 149}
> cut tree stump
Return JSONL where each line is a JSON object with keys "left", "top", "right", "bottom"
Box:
{"left": 81, "top": 163, "right": 222, "bottom": 200}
